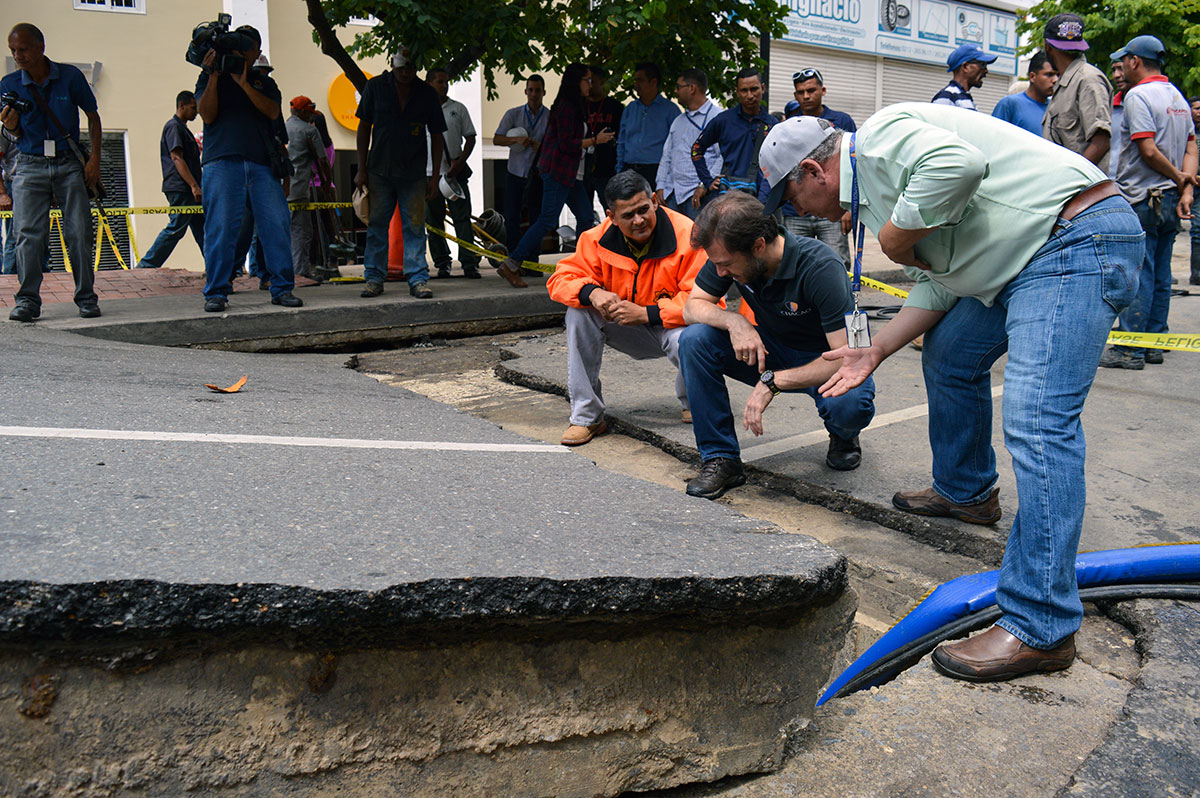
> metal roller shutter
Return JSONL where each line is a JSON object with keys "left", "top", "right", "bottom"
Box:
{"left": 879, "top": 57, "right": 1013, "bottom": 114}
{"left": 47, "top": 130, "right": 132, "bottom": 271}
{"left": 769, "top": 41, "right": 878, "bottom": 127}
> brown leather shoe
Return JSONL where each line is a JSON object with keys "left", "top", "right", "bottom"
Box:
{"left": 496, "top": 258, "right": 528, "bottom": 288}
{"left": 932, "top": 625, "right": 1075, "bottom": 682}
{"left": 892, "top": 486, "right": 1001, "bottom": 525}
{"left": 561, "top": 420, "right": 607, "bottom": 446}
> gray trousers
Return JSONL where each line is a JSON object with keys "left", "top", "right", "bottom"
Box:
{"left": 565, "top": 306, "right": 688, "bottom": 425}
{"left": 783, "top": 213, "right": 851, "bottom": 268}
{"left": 289, "top": 198, "right": 313, "bottom": 278}
{"left": 12, "top": 153, "right": 96, "bottom": 309}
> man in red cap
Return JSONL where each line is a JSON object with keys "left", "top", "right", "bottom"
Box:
{"left": 285, "top": 94, "right": 332, "bottom": 281}
{"left": 1043, "top": 13, "right": 1113, "bottom": 169}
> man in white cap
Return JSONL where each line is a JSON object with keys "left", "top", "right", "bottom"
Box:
{"left": 758, "top": 106, "right": 1143, "bottom": 683}
{"left": 1042, "top": 13, "right": 1113, "bottom": 168}
{"left": 931, "top": 43, "right": 997, "bottom": 111}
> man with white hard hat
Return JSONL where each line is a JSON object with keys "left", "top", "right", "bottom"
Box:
{"left": 758, "top": 106, "right": 1143, "bottom": 683}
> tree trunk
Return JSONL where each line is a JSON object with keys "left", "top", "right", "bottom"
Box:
{"left": 304, "top": 0, "right": 369, "bottom": 91}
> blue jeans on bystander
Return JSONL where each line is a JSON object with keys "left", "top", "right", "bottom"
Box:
{"left": 201, "top": 157, "right": 293, "bottom": 301}
{"left": 508, "top": 172, "right": 594, "bottom": 264}
{"left": 1115, "top": 187, "right": 1179, "bottom": 358}
{"left": 363, "top": 175, "right": 427, "bottom": 287}
{"left": 919, "top": 196, "right": 1143, "bottom": 649}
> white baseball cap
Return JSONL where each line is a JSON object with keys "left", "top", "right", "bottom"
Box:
{"left": 760, "top": 116, "right": 837, "bottom": 215}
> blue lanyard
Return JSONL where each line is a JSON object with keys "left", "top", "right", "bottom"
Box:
{"left": 849, "top": 132, "right": 865, "bottom": 301}
{"left": 684, "top": 104, "right": 711, "bottom": 132}
{"left": 524, "top": 105, "right": 545, "bottom": 132}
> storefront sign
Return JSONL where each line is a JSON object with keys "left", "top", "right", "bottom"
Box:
{"left": 781, "top": 0, "right": 1017, "bottom": 74}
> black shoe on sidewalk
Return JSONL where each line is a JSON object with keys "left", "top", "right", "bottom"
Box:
{"left": 1144, "top": 349, "right": 1163, "bottom": 365}
{"left": 78, "top": 302, "right": 102, "bottom": 318}
{"left": 203, "top": 298, "right": 227, "bottom": 313}
{"left": 410, "top": 282, "right": 433, "bottom": 299}
{"left": 271, "top": 292, "right": 303, "bottom": 308}
{"left": 825, "top": 433, "right": 862, "bottom": 471}
{"left": 8, "top": 305, "right": 39, "bottom": 323}
{"left": 686, "top": 458, "right": 746, "bottom": 500}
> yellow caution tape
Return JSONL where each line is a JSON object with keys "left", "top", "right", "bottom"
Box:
{"left": 424, "top": 223, "right": 555, "bottom": 274}
{"left": 851, "top": 271, "right": 1199, "bottom": 353}
{"left": 0, "top": 201, "right": 351, "bottom": 219}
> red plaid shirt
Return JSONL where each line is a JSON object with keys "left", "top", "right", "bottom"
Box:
{"left": 536, "top": 101, "right": 586, "bottom": 186}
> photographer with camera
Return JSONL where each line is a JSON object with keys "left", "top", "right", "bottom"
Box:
{"left": 192, "top": 20, "right": 301, "bottom": 313}
{"left": 1, "top": 23, "right": 102, "bottom": 322}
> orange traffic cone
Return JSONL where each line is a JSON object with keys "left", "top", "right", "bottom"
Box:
{"left": 387, "top": 207, "right": 405, "bottom": 280}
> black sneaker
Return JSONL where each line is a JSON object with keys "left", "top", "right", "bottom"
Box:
{"left": 1144, "top": 349, "right": 1163, "bottom": 365}
{"left": 78, "top": 302, "right": 102, "bottom": 318}
{"left": 410, "top": 281, "right": 433, "bottom": 299}
{"left": 463, "top": 266, "right": 482, "bottom": 279}
{"left": 271, "top": 292, "right": 303, "bottom": 308}
{"left": 8, "top": 304, "right": 39, "bottom": 323}
{"left": 686, "top": 458, "right": 746, "bottom": 500}
{"left": 433, "top": 267, "right": 451, "bottom": 279}
{"left": 826, "top": 434, "right": 862, "bottom": 471}
{"left": 360, "top": 282, "right": 384, "bottom": 298}
{"left": 203, "top": 298, "right": 227, "bottom": 313}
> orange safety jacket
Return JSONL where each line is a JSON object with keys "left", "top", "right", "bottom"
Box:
{"left": 547, "top": 206, "right": 707, "bottom": 329}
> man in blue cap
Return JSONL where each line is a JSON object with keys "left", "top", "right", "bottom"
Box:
{"left": 1100, "top": 34, "right": 1197, "bottom": 370}
{"left": 932, "top": 44, "right": 997, "bottom": 111}
{"left": 1043, "top": 13, "right": 1113, "bottom": 169}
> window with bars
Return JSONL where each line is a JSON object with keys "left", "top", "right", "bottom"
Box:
{"left": 73, "top": 0, "right": 145, "bottom": 13}
{"left": 47, "top": 131, "right": 132, "bottom": 271}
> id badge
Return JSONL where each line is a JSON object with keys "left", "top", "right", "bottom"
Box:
{"left": 44, "top": 138, "right": 56, "bottom": 157}
{"left": 845, "top": 309, "right": 871, "bottom": 349}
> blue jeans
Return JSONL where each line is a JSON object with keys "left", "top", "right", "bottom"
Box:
{"left": 1190, "top": 217, "right": 1200, "bottom": 283}
{"left": 201, "top": 158, "right": 293, "bottom": 301}
{"left": 920, "top": 196, "right": 1142, "bottom": 648}
{"left": 509, "top": 172, "right": 594, "bottom": 263}
{"left": 364, "top": 174, "right": 427, "bottom": 287}
{"left": 1116, "top": 188, "right": 1179, "bottom": 357}
{"left": 137, "top": 189, "right": 204, "bottom": 268}
{"left": 678, "top": 322, "right": 876, "bottom": 462}
{"left": 1, "top": 178, "right": 12, "bottom": 274}
{"left": 11, "top": 153, "right": 96, "bottom": 309}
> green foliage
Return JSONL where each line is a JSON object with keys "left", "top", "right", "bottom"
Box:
{"left": 317, "top": 0, "right": 787, "bottom": 100}
{"left": 1017, "top": 0, "right": 1200, "bottom": 97}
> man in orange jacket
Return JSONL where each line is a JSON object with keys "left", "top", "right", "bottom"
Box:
{"left": 547, "top": 170, "right": 708, "bottom": 446}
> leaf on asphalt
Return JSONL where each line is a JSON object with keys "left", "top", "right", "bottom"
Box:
{"left": 205, "top": 375, "right": 248, "bottom": 393}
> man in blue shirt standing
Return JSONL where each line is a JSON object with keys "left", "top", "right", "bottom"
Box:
{"left": 992, "top": 51, "right": 1058, "bottom": 135}
{"left": 691, "top": 67, "right": 778, "bottom": 205}
{"left": 1, "top": 23, "right": 102, "bottom": 322}
{"left": 616, "top": 63, "right": 679, "bottom": 190}
{"left": 136, "top": 91, "right": 204, "bottom": 269}
{"left": 655, "top": 68, "right": 721, "bottom": 219}
{"left": 195, "top": 25, "right": 302, "bottom": 313}
{"left": 932, "top": 44, "right": 997, "bottom": 110}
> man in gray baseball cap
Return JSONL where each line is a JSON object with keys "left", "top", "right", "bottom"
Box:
{"left": 760, "top": 106, "right": 1143, "bottom": 685}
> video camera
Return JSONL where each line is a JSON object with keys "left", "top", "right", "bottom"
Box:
{"left": 0, "top": 92, "right": 34, "bottom": 115}
{"left": 185, "top": 13, "right": 258, "bottom": 74}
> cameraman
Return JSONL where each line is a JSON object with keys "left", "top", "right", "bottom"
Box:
{"left": 1, "top": 23, "right": 102, "bottom": 322}
{"left": 194, "top": 24, "right": 301, "bottom": 312}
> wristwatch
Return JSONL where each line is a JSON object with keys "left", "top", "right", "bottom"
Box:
{"left": 760, "top": 370, "right": 781, "bottom": 396}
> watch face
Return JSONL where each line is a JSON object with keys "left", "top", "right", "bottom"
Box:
{"left": 760, "top": 370, "right": 774, "bottom": 384}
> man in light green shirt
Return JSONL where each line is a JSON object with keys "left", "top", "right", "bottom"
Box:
{"left": 759, "top": 105, "right": 1143, "bottom": 683}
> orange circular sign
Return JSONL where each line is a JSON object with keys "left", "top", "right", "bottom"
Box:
{"left": 328, "top": 70, "right": 372, "bottom": 131}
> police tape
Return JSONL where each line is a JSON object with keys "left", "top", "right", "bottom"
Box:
{"left": 424, "top": 223, "right": 555, "bottom": 274}
{"left": 0, "top": 201, "right": 353, "bottom": 220}
{"left": 853, "top": 271, "right": 1200, "bottom": 353}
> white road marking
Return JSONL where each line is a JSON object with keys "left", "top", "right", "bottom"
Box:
{"left": 741, "top": 385, "right": 1005, "bottom": 463}
{"left": 0, "top": 425, "right": 567, "bottom": 453}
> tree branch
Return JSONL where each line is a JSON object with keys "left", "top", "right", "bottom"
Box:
{"left": 305, "top": 0, "right": 369, "bottom": 91}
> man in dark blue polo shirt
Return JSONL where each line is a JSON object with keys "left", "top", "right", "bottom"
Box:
{"left": 690, "top": 67, "right": 777, "bottom": 205}
{"left": 1, "top": 22, "right": 102, "bottom": 321}
{"left": 136, "top": 90, "right": 204, "bottom": 269}
{"left": 354, "top": 46, "right": 447, "bottom": 299}
{"left": 194, "top": 25, "right": 301, "bottom": 313}
{"left": 677, "top": 192, "right": 876, "bottom": 499}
